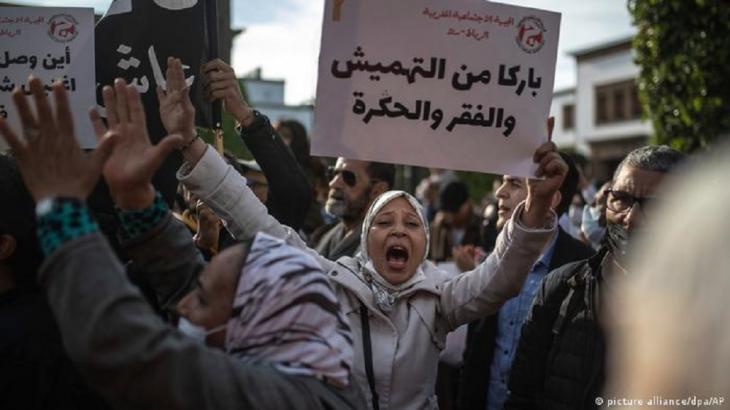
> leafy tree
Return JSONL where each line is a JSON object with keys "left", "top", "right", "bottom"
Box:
{"left": 628, "top": 0, "right": 730, "bottom": 152}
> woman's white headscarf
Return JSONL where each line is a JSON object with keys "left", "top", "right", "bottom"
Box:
{"left": 225, "top": 232, "right": 354, "bottom": 387}
{"left": 358, "top": 190, "right": 431, "bottom": 311}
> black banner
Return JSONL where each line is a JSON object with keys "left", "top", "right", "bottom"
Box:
{"left": 94, "top": 0, "right": 215, "bottom": 205}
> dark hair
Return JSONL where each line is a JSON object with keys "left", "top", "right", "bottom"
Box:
{"left": 440, "top": 181, "right": 469, "bottom": 213}
{"left": 556, "top": 152, "right": 579, "bottom": 217}
{"left": 366, "top": 162, "right": 395, "bottom": 189}
{"left": 0, "top": 154, "right": 42, "bottom": 288}
{"left": 613, "top": 145, "right": 686, "bottom": 181}
{"left": 277, "top": 119, "right": 310, "bottom": 167}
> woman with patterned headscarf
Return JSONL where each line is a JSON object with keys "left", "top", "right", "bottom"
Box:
{"left": 40, "top": 221, "right": 363, "bottom": 409}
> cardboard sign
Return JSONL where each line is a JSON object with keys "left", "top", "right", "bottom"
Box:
{"left": 313, "top": 0, "right": 561, "bottom": 177}
{"left": 0, "top": 7, "right": 96, "bottom": 149}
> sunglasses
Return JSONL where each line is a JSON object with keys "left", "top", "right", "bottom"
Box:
{"left": 326, "top": 166, "right": 358, "bottom": 187}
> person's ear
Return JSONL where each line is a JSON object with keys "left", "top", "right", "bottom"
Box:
{"left": 550, "top": 191, "right": 562, "bottom": 212}
{"left": 0, "top": 234, "right": 17, "bottom": 262}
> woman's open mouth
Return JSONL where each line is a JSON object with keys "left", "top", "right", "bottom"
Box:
{"left": 386, "top": 245, "right": 409, "bottom": 270}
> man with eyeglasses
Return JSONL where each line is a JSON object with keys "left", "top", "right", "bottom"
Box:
{"left": 310, "top": 158, "right": 394, "bottom": 260}
{"left": 504, "top": 145, "right": 685, "bottom": 410}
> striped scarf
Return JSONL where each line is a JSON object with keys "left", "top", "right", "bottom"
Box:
{"left": 225, "top": 232, "right": 354, "bottom": 386}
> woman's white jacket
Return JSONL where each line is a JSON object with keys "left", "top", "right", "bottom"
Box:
{"left": 178, "top": 146, "right": 556, "bottom": 410}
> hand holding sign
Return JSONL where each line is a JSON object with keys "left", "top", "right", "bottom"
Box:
{"left": 0, "top": 77, "right": 115, "bottom": 201}
{"left": 522, "top": 118, "right": 567, "bottom": 229}
{"left": 90, "top": 78, "right": 182, "bottom": 209}
{"left": 202, "top": 59, "right": 254, "bottom": 127}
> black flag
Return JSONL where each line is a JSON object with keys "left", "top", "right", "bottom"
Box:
{"left": 94, "top": 0, "right": 215, "bottom": 205}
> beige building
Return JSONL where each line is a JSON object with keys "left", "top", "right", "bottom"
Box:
{"left": 241, "top": 68, "right": 314, "bottom": 132}
{"left": 550, "top": 36, "right": 651, "bottom": 181}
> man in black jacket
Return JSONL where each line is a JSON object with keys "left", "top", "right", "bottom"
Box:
{"left": 504, "top": 145, "right": 685, "bottom": 410}
{"left": 456, "top": 153, "right": 593, "bottom": 410}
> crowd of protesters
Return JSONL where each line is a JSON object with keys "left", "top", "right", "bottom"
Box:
{"left": 0, "top": 53, "right": 726, "bottom": 410}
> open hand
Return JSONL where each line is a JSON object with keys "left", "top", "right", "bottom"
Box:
{"left": 90, "top": 78, "right": 182, "bottom": 209}
{"left": 157, "top": 57, "right": 196, "bottom": 143}
{"left": 0, "top": 76, "right": 116, "bottom": 201}
{"left": 202, "top": 58, "right": 253, "bottom": 126}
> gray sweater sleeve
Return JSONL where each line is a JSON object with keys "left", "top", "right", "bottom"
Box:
{"left": 38, "top": 233, "right": 355, "bottom": 410}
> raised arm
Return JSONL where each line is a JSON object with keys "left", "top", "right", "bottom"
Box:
{"left": 43, "top": 228, "right": 328, "bottom": 409}
{"left": 178, "top": 143, "right": 336, "bottom": 272}
{"left": 439, "top": 141, "right": 567, "bottom": 330}
{"left": 0, "top": 76, "right": 332, "bottom": 410}
{"left": 160, "top": 58, "right": 335, "bottom": 272}
{"left": 202, "top": 59, "right": 312, "bottom": 231}
{"left": 91, "top": 78, "right": 202, "bottom": 308}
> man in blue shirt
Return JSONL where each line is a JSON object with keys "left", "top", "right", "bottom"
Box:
{"left": 457, "top": 153, "right": 594, "bottom": 410}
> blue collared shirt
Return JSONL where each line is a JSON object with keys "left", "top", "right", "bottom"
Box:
{"left": 486, "top": 232, "right": 558, "bottom": 410}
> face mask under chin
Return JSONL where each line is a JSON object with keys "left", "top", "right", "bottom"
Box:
{"left": 177, "top": 317, "right": 227, "bottom": 345}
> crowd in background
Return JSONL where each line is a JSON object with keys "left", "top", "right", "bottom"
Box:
{"left": 0, "top": 56, "right": 727, "bottom": 410}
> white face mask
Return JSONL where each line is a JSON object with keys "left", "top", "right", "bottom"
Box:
{"left": 177, "top": 317, "right": 227, "bottom": 345}
{"left": 581, "top": 205, "right": 605, "bottom": 250}
{"left": 569, "top": 204, "right": 583, "bottom": 226}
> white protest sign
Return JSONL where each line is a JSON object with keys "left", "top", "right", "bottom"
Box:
{"left": 313, "top": 0, "right": 561, "bottom": 177}
{"left": 0, "top": 7, "right": 96, "bottom": 150}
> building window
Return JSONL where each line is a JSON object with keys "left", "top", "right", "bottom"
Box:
{"left": 595, "top": 79, "right": 642, "bottom": 125}
{"left": 613, "top": 88, "right": 625, "bottom": 121}
{"left": 562, "top": 104, "right": 575, "bottom": 130}
{"left": 596, "top": 91, "right": 608, "bottom": 124}
{"left": 630, "top": 86, "right": 642, "bottom": 119}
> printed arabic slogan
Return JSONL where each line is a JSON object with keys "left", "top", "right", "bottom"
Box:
{"left": 94, "top": 0, "right": 210, "bottom": 206}
{"left": 313, "top": 0, "right": 561, "bottom": 177}
{"left": 0, "top": 7, "right": 96, "bottom": 150}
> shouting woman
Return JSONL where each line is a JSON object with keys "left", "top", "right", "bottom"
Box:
{"left": 163, "top": 58, "right": 567, "bottom": 410}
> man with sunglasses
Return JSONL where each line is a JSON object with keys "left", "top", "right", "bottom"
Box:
{"left": 505, "top": 145, "right": 685, "bottom": 410}
{"left": 311, "top": 158, "right": 394, "bottom": 260}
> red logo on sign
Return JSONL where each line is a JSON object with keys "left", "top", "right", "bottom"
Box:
{"left": 48, "top": 14, "right": 79, "bottom": 43}
{"left": 516, "top": 16, "right": 546, "bottom": 54}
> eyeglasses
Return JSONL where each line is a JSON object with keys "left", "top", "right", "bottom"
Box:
{"left": 606, "top": 189, "right": 656, "bottom": 214}
{"left": 326, "top": 166, "right": 358, "bottom": 187}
